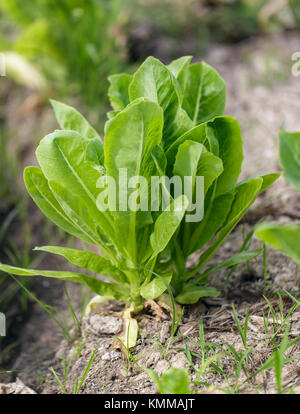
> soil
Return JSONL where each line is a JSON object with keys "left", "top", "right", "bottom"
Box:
{"left": 37, "top": 232, "right": 300, "bottom": 395}
{"left": 1, "top": 31, "right": 300, "bottom": 394}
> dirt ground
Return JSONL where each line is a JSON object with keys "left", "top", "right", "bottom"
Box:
{"left": 1, "top": 31, "right": 300, "bottom": 394}
{"left": 33, "top": 227, "right": 299, "bottom": 395}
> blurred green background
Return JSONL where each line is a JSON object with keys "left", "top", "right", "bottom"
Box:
{"left": 0, "top": 0, "right": 300, "bottom": 369}
{"left": 1, "top": 0, "right": 299, "bottom": 123}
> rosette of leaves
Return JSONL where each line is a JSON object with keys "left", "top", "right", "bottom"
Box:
{"left": 0, "top": 56, "right": 278, "bottom": 346}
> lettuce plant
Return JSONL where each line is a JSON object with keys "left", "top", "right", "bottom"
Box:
{"left": 256, "top": 130, "right": 300, "bottom": 263}
{"left": 0, "top": 56, "right": 278, "bottom": 335}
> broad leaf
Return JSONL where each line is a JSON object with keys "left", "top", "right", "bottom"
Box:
{"left": 36, "top": 130, "right": 99, "bottom": 201}
{"left": 166, "top": 115, "right": 241, "bottom": 189}
{"left": 140, "top": 272, "right": 172, "bottom": 300}
{"left": 173, "top": 140, "right": 205, "bottom": 204}
{"left": 36, "top": 129, "right": 114, "bottom": 239}
{"left": 34, "top": 246, "right": 127, "bottom": 283}
{"left": 0, "top": 263, "right": 92, "bottom": 283}
{"left": 50, "top": 99, "right": 100, "bottom": 140}
{"left": 146, "top": 368, "right": 191, "bottom": 394}
{"left": 196, "top": 151, "right": 224, "bottom": 196}
{"left": 188, "top": 191, "right": 235, "bottom": 255}
{"left": 165, "top": 121, "right": 207, "bottom": 173}
{"left": 191, "top": 173, "right": 280, "bottom": 275}
{"left": 163, "top": 107, "right": 194, "bottom": 150}
{"left": 0, "top": 263, "right": 129, "bottom": 300}
{"left": 81, "top": 275, "right": 129, "bottom": 300}
{"left": 24, "top": 166, "right": 95, "bottom": 244}
{"left": 255, "top": 223, "right": 300, "bottom": 266}
{"left": 173, "top": 140, "right": 204, "bottom": 179}
{"left": 175, "top": 286, "right": 220, "bottom": 305}
{"left": 104, "top": 99, "right": 163, "bottom": 261}
{"left": 196, "top": 177, "right": 264, "bottom": 270}
{"left": 151, "top": 145, "right": 167, "bottom": 177}
{"left": 182, "top": 62, "right": 226, "bottom": 125}
{"left": 150, "top": 195, "right": 189, "bottom": 260}
{"left": 108, "top": 73, "right": 132, "bottom": 111}
{"left": 104, "top": 99, "right": 163, "bottom": 182}
{"left": 48, "top": 180, "right": 108, "bottom": 248}
{"left": 129, "top": 56, "right": 180, "bottom": 143}
{"left": 186, "top": 249, "right": 262, "bottom": 282}
{"left": 85, "top": 138, "right": 105, "bottom": 169}
{"left": 167, "top": 56, "right": 192, "bottom": 80}
{"left": 107, "top": 110, "right": 121, "bottom": 120}
{"left": 279, "top": 130, "right": 300, "bottom": 192}
{"left": 206, "top": 116, "right": 243, "bottom": 197}
{"left": 167, "top": 55, "right": 192, "bottom": 101}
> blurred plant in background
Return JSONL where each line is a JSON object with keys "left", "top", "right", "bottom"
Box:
{"left": 0, "top": 0, "right": 130, "bottom": 125}
{"left": 1, "top": 0, "right": 300, "bottom": 119}
{"left": 136, "top": 0, "right": 264, "bottom": 42}
{"left": 0, "top": 130, "right": 30, "bottom": 366}
{"left": 127, "top": 0, "right": 300, "bottom": 60}
{"left": 289, "top": 0, "right": 300, "bottom": 26}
